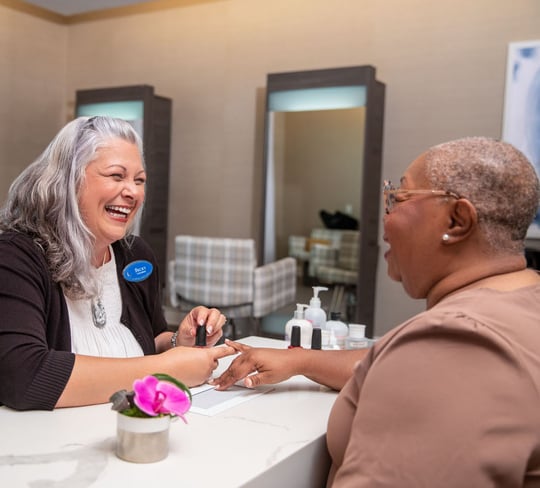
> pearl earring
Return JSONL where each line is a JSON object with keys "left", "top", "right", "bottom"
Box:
{"left": 442, "top": 233, "right": 450, "bottom": 242}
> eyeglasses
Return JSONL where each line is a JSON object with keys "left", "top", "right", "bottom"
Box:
{"left": 383, "top": 180, "right": 461, "bottom": 214}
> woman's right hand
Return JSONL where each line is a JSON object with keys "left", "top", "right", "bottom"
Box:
{"left": 209, "top": 340, "right": 301, "bottom": 390}
{"left": 164, "top": 345, "right": 236, "bottom": 387}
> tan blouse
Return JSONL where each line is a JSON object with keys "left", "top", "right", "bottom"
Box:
{"left": 327, "top": 284, "right": 540, "bottom": 487}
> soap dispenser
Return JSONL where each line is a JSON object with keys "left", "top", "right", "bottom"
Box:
{"left": 304, "top": 286, "right": 328, "bottom": 329}
{"left": 284, "top": 303, "right": 312, "bottom": 348}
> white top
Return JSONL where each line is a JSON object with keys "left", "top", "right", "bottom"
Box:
{"left": 66, "top": 249, "right": 144, "bottom": 357}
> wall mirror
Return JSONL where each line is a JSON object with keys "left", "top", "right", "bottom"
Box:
{"left": 261, "top": 66, "right": 385, "bottom": 336}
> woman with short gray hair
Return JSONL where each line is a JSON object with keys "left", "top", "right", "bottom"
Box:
{"left": 214, "top": 136, "right": 540, "bottom": 487}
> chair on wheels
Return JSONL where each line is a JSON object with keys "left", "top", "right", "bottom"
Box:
{"left": 168, "top": 235, "right": 296, "bottom": 339}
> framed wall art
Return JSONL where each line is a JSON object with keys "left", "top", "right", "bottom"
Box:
{"left": 502, "top": 40, "right": 540, "bottom": 238}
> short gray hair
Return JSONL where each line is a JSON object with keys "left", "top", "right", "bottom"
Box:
{"left": 424, "top": 137, "right": 540, "bottom": 253}
{"left": 0, "top": 116, "right": 144, "bottom": 298}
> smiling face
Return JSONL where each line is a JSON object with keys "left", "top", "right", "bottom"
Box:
{"left": 78, "top": 138, "right": 145, "bottom": 256}
{"left": 383, "top": 154, "right": 452, "bottom": 298}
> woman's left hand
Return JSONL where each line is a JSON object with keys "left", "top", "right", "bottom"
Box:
{"left": 176, "top": 306, "right": 227, "bottom": 347}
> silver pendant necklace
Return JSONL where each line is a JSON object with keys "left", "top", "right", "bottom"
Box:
{"left": 91, "top": 251, "right": 108, "bottom": 329}
{"left": 91, "top": 296, "right": 107, "bottom": 328}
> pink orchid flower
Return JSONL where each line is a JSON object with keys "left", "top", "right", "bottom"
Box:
{"left": 133, "top": 375, "right": 191, "bottom": 422}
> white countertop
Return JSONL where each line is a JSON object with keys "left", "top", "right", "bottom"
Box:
{"left": 0, "top": 336, "right": 337, "bottom": 488}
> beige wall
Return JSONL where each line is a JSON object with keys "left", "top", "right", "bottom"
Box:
{"left": 0, "top": 4, "right": 67, "bottom": 199}
{"left": 2, "top": 0, "right": 540, "bottom": 335}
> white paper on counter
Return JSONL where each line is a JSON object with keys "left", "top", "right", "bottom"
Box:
{"left": 189, "top": 383, "right": 274, "bottom": 416}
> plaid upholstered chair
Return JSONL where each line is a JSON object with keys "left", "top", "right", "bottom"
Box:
{"left": 168, "top": 235, "right": 296, "bottom": 338}
{"left": 311, "top": 231, "right": 359, "bottom": 320}
{"left": 289, "top": 228, "right": 349, "bottom": 285}
{"left": 312, "top": 231, "right": 359, "bottom": 286}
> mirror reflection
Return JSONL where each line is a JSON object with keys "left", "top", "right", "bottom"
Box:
{"left": 272, "top": 107, "right": 365, "bottom": 261}
{"left": 261, "top": 66, "right": 385, "bottom": 336}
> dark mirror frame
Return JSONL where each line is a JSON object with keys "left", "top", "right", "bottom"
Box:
{"left": 260, "top": 65, "right": 385, "bottom": 337}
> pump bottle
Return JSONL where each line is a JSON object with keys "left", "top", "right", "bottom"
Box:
{"left": 284, "top": 303, "right": 312, "bottom": 348}
{"left": 304, "top": 286, "right": 328, "bottom": 329}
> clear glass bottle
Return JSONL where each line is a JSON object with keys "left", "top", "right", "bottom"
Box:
{"left": 345, "top": 323, "right": 370, "bottom": 350}
{"left": 325, "top": 311, "right": 349, "bottom": 350}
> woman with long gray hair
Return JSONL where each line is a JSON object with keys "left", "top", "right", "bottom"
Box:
{"left": 0, "top": 116, "right": 234, "bottom": 410}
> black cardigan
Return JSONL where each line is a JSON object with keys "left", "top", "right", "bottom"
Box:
{"left": 0, "top": 231, "right": 167, "bottom": 410}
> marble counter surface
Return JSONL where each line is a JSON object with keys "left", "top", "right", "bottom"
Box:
{"left": 0, "top": 336, "right": 337, "bottom": 487}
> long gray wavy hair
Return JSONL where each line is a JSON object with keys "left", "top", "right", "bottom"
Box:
{"left": 0, "top": 116, "right": 144, "bottom": 299}
{"left": 424, "top": 137, "right": 540, "bottom": 254}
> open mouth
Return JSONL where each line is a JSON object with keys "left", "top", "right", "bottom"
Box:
{"left": 105, "top": 205, "right": 133, "bottom": 221}
{"left": 382, "top": 236, "right": 391, "bottom": 259}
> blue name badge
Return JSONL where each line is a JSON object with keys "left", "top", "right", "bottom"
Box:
{"left": 123, "top": 260, "right": 153, "bottom": 282}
